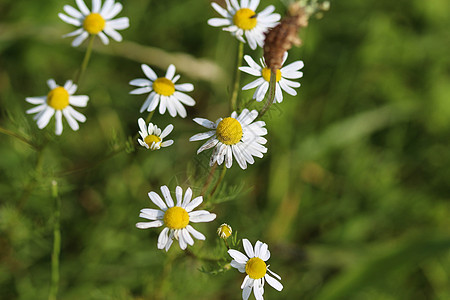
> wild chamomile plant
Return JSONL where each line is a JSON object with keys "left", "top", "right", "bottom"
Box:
{"left": 0, "top": 1, "right": 330, "bottom": 299}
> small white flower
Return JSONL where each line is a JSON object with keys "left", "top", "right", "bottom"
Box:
{"left": 136, "top": 185, "right": 217, "bottom": 251}
{"left": 189, "top": 109, "right": 267, "bottom": 170}
{"left": 26, "top": 79, "right": 89, "bottom": 135}
{"left": 240, "top": 52, "right": 304, "bottom": 103}
{"left": 129, "top": 64, "right": 196, "bottom": 118}
{"left": 228, "top": 239, "right": 283, "bottom": 300}
{"left": 59, "top": 0, "right": 130, "bottom": 47}
{"left": 207, "top": 0, "right": 280, "bottom": 50}
{"left": 137, "top": 118, "right": 174, "bottom": 150}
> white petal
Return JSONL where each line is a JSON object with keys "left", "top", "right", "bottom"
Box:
{"left": 193, "top": 117, "right": 215, "bottom": 129}
{"left": 47, "top": 79, "right": 57, "bottom": 90}
{"left": 211, "top": 2, "right": 230, "bottom": 18}
{"left": 242, "top": 78, "right": 264, "bottom": 90}
{"left": 63, "top": 28, "right": 85, "bottom": 38}
{"left": 58, "top": 13, "right": 82, "bottom": 26}
{"left": 181, "top": 229, "right": 194, "bottom": 246}
{"left": 147, "top": 93, "right": 160, "bottom": 112}
{"left": 189, "top": 131, "right": 215, "bottom": 142}
{"left": 26, "top": 104, "right": 47, "bottom": 114}
{"left": 160, "top": 185, "right": 174, "bottom": 207}
{"left": 189, "top": 211, "right": 216, "bottom": 223}
{"left": 174, "top": 83, "right": 194, "bottom": 92}
{"left": 255, "top": 81, "right": 269, "bottom": 101}
{"left": 92, "top": 0, "right": 101, "bottom": 13}
{"left": 71, "top": 31, "right": 89, "bottom": 47}
{"left": 253, "top": 282, "right": 263, "bottom": 300}
{"left": 165, "top": 64, "right": 176, "bottom": 80}
{"left": 148, "top": 191, "right": 167, "bottom": 210}
{"left": 37, "top": 107, "right": 54, "bottom": 129}
{"left": 175, "top": 186, "right": 183, "bottom": 207}
{"left": 136, "top": 220, "right": 164, "bottom": 229}
{"left": 160, "top": 124, "right": 173, "bottom": 139}
{"left": 184, "top": 197, "right": 203, "bottom": 212}
{"left": 103, "top": 26, "right": 122, "bottom": 42}
{"left": 157, "top": 227, "right": 169, "bottom": 249}
{"left": 207, "top": 18, "right": 232, "bottom": 27}
{"left": 139, "top": 208, "right": 164, "bottom": 220}
{"left": 173, "top": 92, "right": 195, "bottom": 106}
{"left": 230, "top": 260, "right": 246, "bottom": 273}
{"left": 55, "top": 110, "right": 63, "bottom": 135}
{"left": 267, "top": 268, "right": 281, "bottom": 280}
{"left": 186, "top": 225, "right": 205, "bottom": 240}
{"left": 100, "top": 0, "right": 114, "bottom": 16}
{"left": 62, "top": 108, "right": 79, "bottom": 130}
{"left": 65, "top": 106, "right": 86, "bottom": 122}
{"left": 249, "top": 0, "right": 260, "bottom": 10}
{"left": 228, "top": 249, "right": 248, "bottom": 264}
{"left": 69, "top": 95, "right": 89, "bottom": 107}
{"left": 239, "top": 66, "right": 261, "bottom": 76}
{"left": 63, "top": 5, "right": 83, "bottom": 18}
{"left": 182, "top": 187, "right": 192, "bottom": 208}
{"left": 129, "top": 78, "right": 151, "bottom": 87}
{"left": 103, "top": 2, "right": 122, "bottom": 19}
{"left": 197, "top": 137, "right": 219, "bottom": 154}
{"left": 171, "top": 98, "right": 187, "bottom": 118}
{"left": 76, "top": 0, "right": 90, "bottom": 15}
{"left": 265, "top": 274, "right": 283, "bottom": 291}
{"left": 243, "top": 239, "right": 255, "bottom": 258}
{"left": 25, "top": 96, "right": 46, "bottom": 105}
{"left": 97, "top": 31, "right": 110, "bottom": 45}
{"left": 130, "top": 87, "right": 151, "bottom": 95}
{"left": 107, "top": 17, "right": 130, "bottom": 30}
{"left": 281, "top": 60, "right": 304, "bottom": 72}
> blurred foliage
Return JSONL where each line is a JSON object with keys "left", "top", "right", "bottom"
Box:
{"left": 1, "top": 0, "right": 450, "bottom": 299}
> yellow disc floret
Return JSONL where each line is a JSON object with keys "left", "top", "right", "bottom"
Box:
{"left": 144, "top": 134, "right": 161, "bottom": 148}
{"left": 83, "top": 13, "right": 106, "bottom": 34}
{"left": 262, "top": 67, "right": 282, "bottom": 82}
{"left": 217, "top": 223, "right": 232, "bottom": 239}
{"left": 216, "top": 117, "right": 243, "bottom": 145}
{"left": 47, "top": 87, "right": 70, "bottom": 110}
{"left": 245, "top": 257, "right": 267, "bottom": 279}
{"left": 153, "top": 77, "right": 176, "bottom": 96}
{"left": 233, "top": 8, "right": 257, "bottom": 30}
{"left": 163, "top": 207, "right": 189, "bottom": 229}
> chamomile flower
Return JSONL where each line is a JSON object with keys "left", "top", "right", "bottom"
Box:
{"left": 207, "top": 0, "right": 280, "bottom": 50}
{"left": 129, "top": 64, "right": 195, "bottom": 118}
{"left": 58, "top": 0, "right": 130, "bottom": 47}
{"left": 137, "top": 118, "right": 174, "bottom": 150}
{"left": 240, "top": 52, "right": 303, "bottom": 103}
{"left": 217, "top": 223, "right": 232, "bottom": 239}
{"left": 228, "top": 239, "right": 283, "bottom": 300}
{"left": 189, "top": 109, "right": 267, "bottom": 170}
{"left": 136, "top": 186, "right": 217, "bottom": 251}
{"left": 25, "top": 79, "right": 89, "bottom": 135}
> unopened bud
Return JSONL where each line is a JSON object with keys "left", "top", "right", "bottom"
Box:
{"left": 217, "top": 223, "right": 232, "bottom": 239}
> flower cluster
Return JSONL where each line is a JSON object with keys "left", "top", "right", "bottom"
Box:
{"left": 20, "top": 0, "right": 320, "bottom": 298}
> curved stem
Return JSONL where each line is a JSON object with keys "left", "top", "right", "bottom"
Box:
{"left": 257, "top": 69, "right": 277, "bottom": 119}
{"left": 201, "top": 163, "right": 218, "bottom": 196}
{"left": 74, "top": 34, "right": 95, "bottom": 85}
{"left": 48, "top": 181, "right": 61, "bottom": 300}
{"left": 0, "top": 126, "right": 38, "bottom": 150}
{"left": 230, "top": 41, "right": 244, "bottom": 111}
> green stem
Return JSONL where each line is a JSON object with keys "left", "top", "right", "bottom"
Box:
{"left": 74, "top": 34, "right": 95, "bottom": 85}
{"left": 48, "top": 181, "right": 61, "bottom": 300}
{"left": 230, "top": 41, "right": 244, "bottom": 111}
{"left": 201, "top": 163, "right": 218, "bottom": 196}
{"left": 257, "top": 69, "right": 277, "bottom": 119}
{"left": 209, "top": 164, "right": 227, "bottom": 199}
{"left": 0, "top": 126, "right": 38, "bottom": 150}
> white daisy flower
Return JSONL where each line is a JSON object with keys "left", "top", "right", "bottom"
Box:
{"left": 207, "top": 0, "right": 280, "bottom": 50}
{"left": 240, "top": 52, "right": 304, "bottom": 103}
{"left": 129, "top": 64, "right": 196, "bottom": 118}
{"left": 25, "top": 79, "right": 89, "bottom": 135}
{"left": 137, "top": 118, "right": 174, "bottom": 150}
{"left": 136, "top": 185, "right": 217, "bottom": 251}
{"left": 189, "top": 109, "right": 267, "bottom": 170}
{"left": 58, "top": 0, "right": 130, "bottom": 47}
{"left": 228, "top": 239, "right": 283, "bottom": 300}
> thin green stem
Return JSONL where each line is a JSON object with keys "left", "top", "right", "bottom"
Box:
{"left": 209, "top": 164, "right": 227, "bottom": 199}
{"left": 74, "top": 34, "right": 95, "bottom": 85}
{"left": 201, "top": 163, "right": 218, "bottom": 196}
{"left": 223, "top": 238, "right": 230, "bottom": 250}
{"left": 48, "top": 180, "right": 61, "bottom": 300}
{"left": 230, "top": 41, "right": 244, "bottom": 111}
{"left": 0, "top": 126, "right": 38, "bottom": 150}
{"left": 257, "top": 69, "right": 277, "bottom": 119}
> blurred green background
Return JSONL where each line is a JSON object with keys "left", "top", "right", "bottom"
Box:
{"left": 1, "top": 0, "right": 450, "bottom": 299}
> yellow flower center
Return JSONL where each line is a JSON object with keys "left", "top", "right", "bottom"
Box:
{"left": 233, "top": 8, "right": 257, "bottom": 30}
{"left": 216, "top": 117, "right": 243, "bottom": 145}
{"left": 47, "top": 87, "right": 70, "bottom": 110}
{"left": 83, "top": 13, "right": 106, "bottom": 34}
{"left": 153, "top": 77, "right": 175, "bottom": 96}
{"left": 262, "top": 67, "right": 282, "bottom": 82}
{"left": 217, "top": 224, "right": 232, "bottom": 239}
{"left": 245, "top": 257, "right": 267, "bottom": 279}
{"left": 144, "top": 134, "right": 161, "bottom": 148}
{"left": 163, "top": 207, "right": 189, "bottom": 229}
